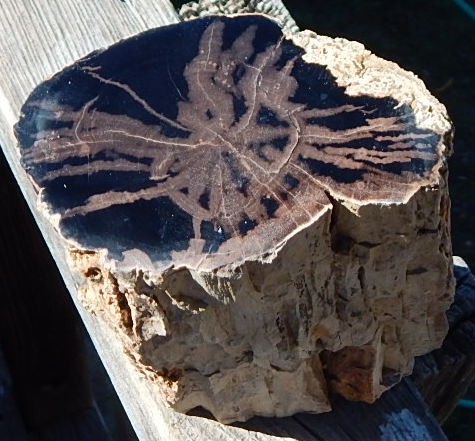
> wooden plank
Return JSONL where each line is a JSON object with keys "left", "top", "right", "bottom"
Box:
{"left": 0, "top": 116, "right": 112, "bottom": 440}
{"left": 0, "top": 1, "right": 181, "bottom": 440}
{"left": 294, "top": 378, "right": 447, "bottom": 441}
{"left": 0, "top": 0, "right": 458, "bottom": 440}
{"left": 83, "top": 334, "right": 138, "bottom": 441}
{"left": 412, "top": 257, "right": 475, "bottom": 422}
{"left": 0, "top": 135, "right": 95, "bottom": 431}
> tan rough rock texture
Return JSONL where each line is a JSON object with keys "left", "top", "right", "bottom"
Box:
{"left": 74, "top": 179, "right": 452, "bottom": 422}
{"left": 16, "top": 15, "right": 453, "bottom": 423}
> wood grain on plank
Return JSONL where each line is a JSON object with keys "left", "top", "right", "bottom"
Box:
{"left": 0, "top": 2, "right": 181, "bottom": 440}
{"left": 0, "top": 142, "right": 92, "bottom": 430}
{"left": 0, "top": 0, "right": 178, "bottom": 119}
{"left": 412, "top": 257, "right": 475, "bottom": 422}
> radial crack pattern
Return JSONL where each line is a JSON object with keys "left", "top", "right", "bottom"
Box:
{"left": 15, "top": 15, "right": 443, "bottom": 270}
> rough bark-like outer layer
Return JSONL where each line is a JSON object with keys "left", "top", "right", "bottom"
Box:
{"left": 15, "top": 15, "right": 453, "bottom": 423}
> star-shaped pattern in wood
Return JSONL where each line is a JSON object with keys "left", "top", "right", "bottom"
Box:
{"left": 15, "top": 15, "right": 443, "bottom": 271}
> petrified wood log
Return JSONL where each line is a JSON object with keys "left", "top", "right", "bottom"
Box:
{"left": 14, "top": 14, "right": 453, "bottom": 423}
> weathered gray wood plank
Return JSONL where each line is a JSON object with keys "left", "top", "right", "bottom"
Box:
{"left": 293, "top": 379, "right": 447, "bottom": 441}
{"left": 0, "top": 0, "right": 179, "bottom": 116}
{"left": 412, "top": 257, "right": 475, "bottom": 422}
{"left": 0, "top": 139, "right": 93, "bottom": 431}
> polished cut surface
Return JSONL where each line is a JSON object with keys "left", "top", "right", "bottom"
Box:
{"left": 16, "top": 15, "right": 442, "bottom": 271}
